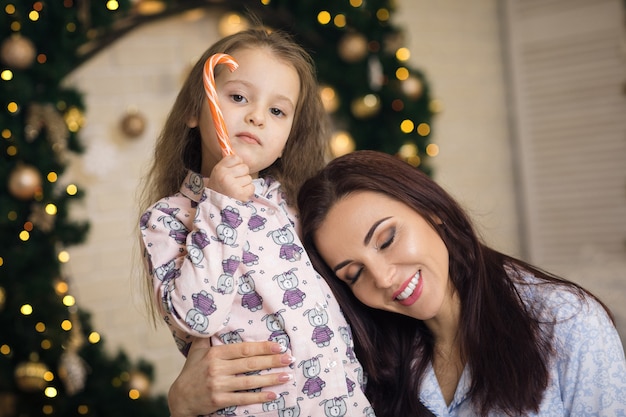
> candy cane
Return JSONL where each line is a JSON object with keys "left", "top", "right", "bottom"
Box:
{"left": 203, "top": 53, "right": 239, "bottom": 157}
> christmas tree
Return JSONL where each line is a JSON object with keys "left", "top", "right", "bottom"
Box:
{"left": 0, "top": 1, "right": 432, "bottom": 416}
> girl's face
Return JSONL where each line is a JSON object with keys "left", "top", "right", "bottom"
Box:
{"left": 314, "top": 191, "right": 454, "bottom": 323}
{"left": 189, "top": 47, "right": 300, "bottom": 177}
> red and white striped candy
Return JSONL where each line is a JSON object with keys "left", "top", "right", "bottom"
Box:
{"left": 203, "top": 53, "right": 239, "bottom": 157}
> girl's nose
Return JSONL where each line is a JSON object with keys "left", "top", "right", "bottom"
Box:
{"left": 246, "top": 107, "right": 265, "bottom": 126}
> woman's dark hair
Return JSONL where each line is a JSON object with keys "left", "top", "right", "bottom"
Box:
{"left": 298, "top": 150, "right": 611, "bottom": 417}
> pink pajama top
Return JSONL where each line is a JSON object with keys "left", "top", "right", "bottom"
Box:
{"left": 140, "top": 171, "right": 375, "bottom": 417}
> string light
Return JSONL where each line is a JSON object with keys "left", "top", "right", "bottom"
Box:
{"left": 106, "top": 0, "right": 119, "bottom": 11}
{"left": 88, "top": 332, "right": 101, "bottom": 344}
{"left": 396, "top": 47, "right": 410, "bottom": 61}
{"left": 426, "top": 143, "right": 439, "bottom": 157}
{"left": 62, "top": 295, "right": 75, "bottom": 307}
{"left": 395, "top": 67, "right": 409, "bottom": 81}
{"left": 58, "top": 250, "right": 70, "bottom": 263}
{"left": 333, "top": 14, "right": 346, "bottom": 27}
{"left": 376, "top": 8, "right": 390, "bottom": 21}
{"left": 400, "top": 119, "right": 414, "bottom": 133}
{"left": 317, "top": 11, "right": 331, "bottom": 25}
{"left": 61, "top": 319, "right": 72, "bottom": 331}
{"left": 417, "top": 123, "right": 430, "bottom": 136}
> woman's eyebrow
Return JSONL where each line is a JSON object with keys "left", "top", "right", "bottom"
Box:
{"left": 332, "top": 216, "right": 392, "bottom": 273}
{"left": 363, "top": 217, "right": 392, "bottom": 246}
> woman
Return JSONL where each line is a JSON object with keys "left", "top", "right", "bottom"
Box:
{"left": 297, "top": 150, "right": 626, "bottom": 416}
{"left": 167, "top": 150, "right": 626, "bottom": 416}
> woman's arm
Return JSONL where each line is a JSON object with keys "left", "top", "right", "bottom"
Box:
{"left": 168, "top": 340, "right": 295, "bottom": 417}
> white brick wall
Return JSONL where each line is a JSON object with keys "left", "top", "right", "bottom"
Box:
{"left": 63, "top": 1, "right": 520, "bottom": 395}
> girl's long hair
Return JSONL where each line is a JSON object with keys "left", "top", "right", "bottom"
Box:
{"left": 138, "top": 27, "right": 328, "bottom": 214}
{"left": 298, "top": 150, "right": 612, "bottom": 416}
{"left": 137, "top": 27, "right": 329, "bottom": 322}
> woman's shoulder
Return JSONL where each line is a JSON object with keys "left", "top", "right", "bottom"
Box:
{"left": 512, "top": 268, "right": 607, "bottom": 326}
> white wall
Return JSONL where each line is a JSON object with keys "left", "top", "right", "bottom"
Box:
{"left": 63, "top": 1, "right": 518, "bottom": 395}
{"left": 393, "top": 1, "right": 520, "bottom": 256}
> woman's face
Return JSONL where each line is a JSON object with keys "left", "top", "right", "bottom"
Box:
{"left": 314, "top": 191, "right": 453, "bottom": 322}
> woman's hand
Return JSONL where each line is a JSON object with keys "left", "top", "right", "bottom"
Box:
{"left": 168, "top": 338, "right": 295, "bottom": 417}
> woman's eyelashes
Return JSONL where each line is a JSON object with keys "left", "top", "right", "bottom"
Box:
{"left": 343, "top": 227, "right": 397, "bottom": 285}
{"left": 376, "top": 226, "right": 396, "bottom": 250}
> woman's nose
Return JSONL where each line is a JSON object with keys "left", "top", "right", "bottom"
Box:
{"left": 368, "top": 262, "right": 394, "bottom": 289}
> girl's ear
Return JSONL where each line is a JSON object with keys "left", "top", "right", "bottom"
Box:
{"left": 186, "top": 115, "right": 199, "bottom": 128}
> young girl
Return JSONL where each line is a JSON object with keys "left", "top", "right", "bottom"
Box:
{"left": 138, "top": 28, "right": 373, "bottom": 416}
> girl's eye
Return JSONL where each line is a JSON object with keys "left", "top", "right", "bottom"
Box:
{"left": 231, "top": 94, "right": 246, "bottom": 103}
{"left": 270, "top": 107, "right": 285, "bottom": 117}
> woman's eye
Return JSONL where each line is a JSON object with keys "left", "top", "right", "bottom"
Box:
{"left": 345, "top": 266, "right": 363, "bottom": 285}
{"left": 377, "top": 227, "right": 396, "bottom": 250}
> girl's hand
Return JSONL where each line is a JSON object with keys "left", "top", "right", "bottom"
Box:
{"left": 208, "top": 155, "right": 255, "bottom": 201}
{"left": 168, "top": 338, "right": 295, "bottom": 417}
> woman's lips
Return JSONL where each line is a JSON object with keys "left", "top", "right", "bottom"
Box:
{"left": 394, "top": 271, "right": 423, "bottom": 306}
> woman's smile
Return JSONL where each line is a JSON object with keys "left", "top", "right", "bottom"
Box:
{"left": 394, "top": 271, "right": 423, "bottom": 306}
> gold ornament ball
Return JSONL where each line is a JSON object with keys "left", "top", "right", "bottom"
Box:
{"left": 128, "top": 371, "right": 151, "bottom": 396}
{"left": 319, "top": 85, "right": 340, "bottom": 113}
{"left": 402, "top": 76, "right": 424, "bottom": 100}
{"left": 350, "top": 94, "right": 381, "bottom": 119}
{"left": 120, "top": 111, "right": 147, "bottom": 138}
{"left": 330, "top": 131, "right": 356, "bottom": 157}
{"left": 1, "top": 35, "right": 36, "bottom": 70}
{"left": 8, "top": 164, "right": 42, "bottom": 201}
{"left": 338, "top": 33, "right": 369, "bottom": 63}
{"left": 14, "top": 360, "right": 49, "bottom": 392}
{"left": 0, "top": 287, "right": 5, "bottom": 311}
